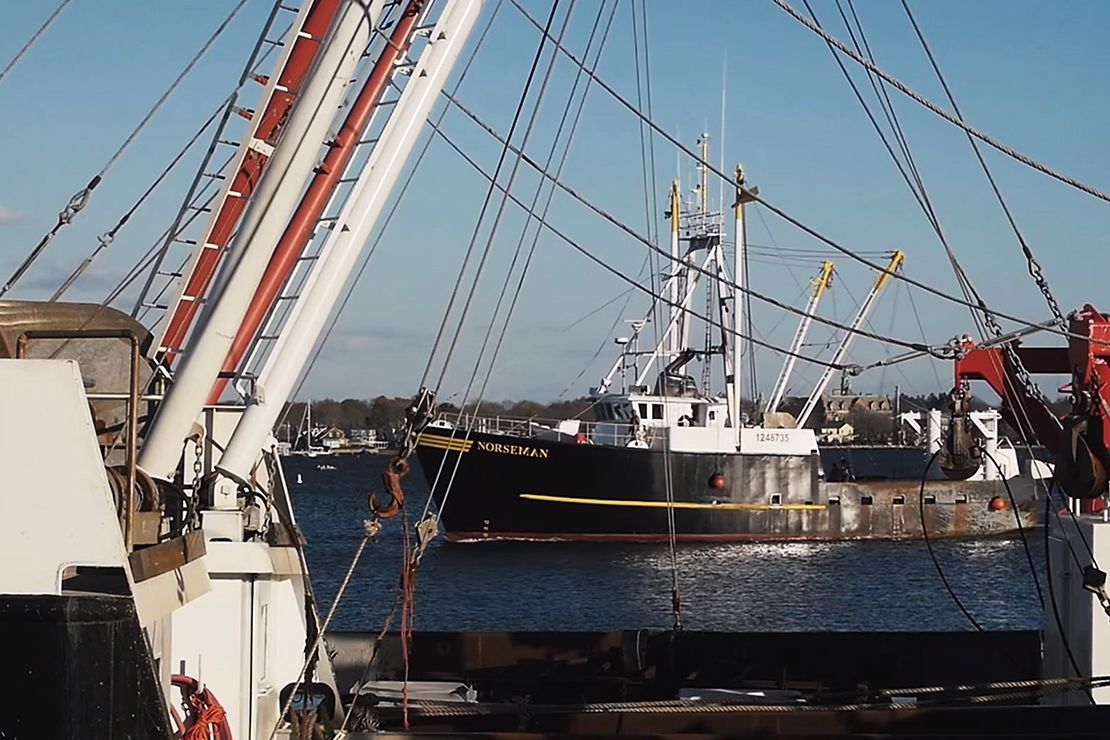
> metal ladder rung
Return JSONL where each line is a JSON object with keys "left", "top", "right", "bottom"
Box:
{"left": 356, "top": 136, "right": 380, "bottom": 146}
{"left": 156, "top": 270, "right": 184, "bottom": 279}
{"left": 173, "top": 238, "right": 198, "bottom": 246}
{"left": 276, "top": 293, "right": 301, "bottom": 301}
{"left": 263, "top": 38, "right": 285, "bottom": 47}
{"left": 201, "top": 173, "right": 226, "bottom": 180}
{"left": 296, "top": 254, "right": 321, "bottom": 263}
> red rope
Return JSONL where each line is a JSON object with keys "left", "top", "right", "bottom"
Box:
{"left": 172, "top": 674, "right": 233, "bottom": 740}
{"left": 399, "top": 503, "right": 416, "bottom": 730}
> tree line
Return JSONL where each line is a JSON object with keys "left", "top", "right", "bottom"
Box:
{"left": 279, "top": 396, "right": 597, "bottom": 440}
{"left": 279, "top": 392, "right": 1072, "bottom": 445}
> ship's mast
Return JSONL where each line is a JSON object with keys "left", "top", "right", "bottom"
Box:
{"left": 730, "top": 165, "right": 746, "bottom": 434}
{"left": 217, "top": 0, "right": 483, "bottom": 482}
{"left": 764, "top": 261, "right": 834, "bottom": 416}
{"left": 666, "top": 179, "right": 681, "bottom": 359}
{"left": 209, "top": 0, "right": 434, "bottom": 403}
{"left": 796, "top": 251, "right": 904, "bottom": 428}
{"left": 140, "top": 0, "right": 383, "bottom": 480}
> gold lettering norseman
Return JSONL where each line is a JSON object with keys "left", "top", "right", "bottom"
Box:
{"left": 476, "top": 441, "right": 550, "bottom": 458}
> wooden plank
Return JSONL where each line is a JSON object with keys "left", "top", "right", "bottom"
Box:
{"left": 128, "top": 530, "right": 206, "bottom": 583}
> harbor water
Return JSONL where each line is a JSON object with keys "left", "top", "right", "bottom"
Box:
{"left": 287, "top": 454, "right": 1046, "bottom": 633}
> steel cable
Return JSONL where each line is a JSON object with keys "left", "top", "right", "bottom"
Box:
{"left": 0, "top": 0, "right": 250, "bottom": 298}
{"left": 51, "top": 100, "right": 228, "bottom": 301}
{"left": 421, "top": 0, "right": 573, "bottom": 521}
{"left": 414, "top": 0, "right": 562, "bottom": 395}
{"left": 0, "top": 0, "right": 72, "bottom": 87}
{"left": 426, "top": 118, "right": 860, "bottom": 371}
{"left": 899, "top": 0, "right": 1066, "bottom": 329}
{"left": 770, "top": 0, "right": 1110, "bottom": 205}
{"left": 442, "top": 90, "right": 940, "bottom": 359}
{"left": 508, "top": 0, "right": 1106, "bottom": 349}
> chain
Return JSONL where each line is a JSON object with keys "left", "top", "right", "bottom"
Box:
{"left": 395, "top": 387, "right": 437, "bottom": 463}
{"left": 1025, "top": 252, "right": 1067, "bottom": 330}
{"left": 976, "top": 304, "right": 1049, "bottom": 404}
{"left": 192, "top": 437, "right": 204, "bottom": 484}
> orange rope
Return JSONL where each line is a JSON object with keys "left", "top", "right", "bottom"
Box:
{"left": 173, "top": 675, "right": 232, "bottom": 740}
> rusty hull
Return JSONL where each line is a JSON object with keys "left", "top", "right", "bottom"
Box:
{"left": 818, "top": 477, "right": 1040, "bottom": 539}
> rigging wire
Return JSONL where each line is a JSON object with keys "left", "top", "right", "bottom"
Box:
{"left": 562, "top": 287, "right": 636, "bottom": 333}
{"left": 109, "top": 180, "right": 226, "bottom": 311}
{"left": 870, "top": 0, "right": 1105, "bottom": 599}
{"left": 273, "top": 0, "right": 510, "bottom": 434}
{"left": 555, "top": 256, "right": 652, "bottom": 401}
{"left": 0, "top": 0, "right": 250, "bottom": 299}
{"left": 822, "top": 0, "right": 1070, "bottom": 522}
{"left": 0, "top": 0, "right": 72, "bottom": 87}
{"left": 898, "top": 0, "right": 1066, "bottom": 329}
{"left": 421, "top": 0, "right": 573, "bottom": 518}
{"left": 50, "top": 98, "right": 228, "bottom": 301}
{"left": 0, "top": 0, "right": 249, "bottom": 301}
{"left": 415, "top": 0, "right": 562, "bottom": 399}
{"left": 267, "top": 528, "right": 374, "bottom": 740}
{"left": 982, "top": 449, "right": 1044, "bottom": 607}
{"left": 441, "top": 90, "right": 946, "bottom": 358}
{"left": 918, "top": 452, "right": 983, "bottom": 631}
{"left": 425, "top": 113, "right": 856, "bottom": 371}
{"left": 769, "top": 0, "right": 1110, "bottom": 205}
{"left": 631, "top": 0, "right": 681, "bottom": 631}
{"left": 426, "top": 2, "right": 640, "bottom": 531}
{"left": 799, "top": 0, "right": 983, "bottom": 332}
{"left": 507, "top": 0, "right": 1104, "bottom": 349}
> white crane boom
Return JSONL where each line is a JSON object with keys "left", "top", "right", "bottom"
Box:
{"left": 217, "top": 0, "right": 483, "bottom": 483}
{"left": 764, "top": 261, "right": 834, "bottom": 416}
{"left": 795, "top": 251, "right": 904, "bottom": 428}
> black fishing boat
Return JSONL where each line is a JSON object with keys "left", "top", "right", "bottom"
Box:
{"left": 415, "top": 151, "right": 1043, "bottom": 542}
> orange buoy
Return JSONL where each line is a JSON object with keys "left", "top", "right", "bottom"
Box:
{"left": 988, "top": 496, "right": 1007, "bottom": 512}
{"left": 708, "top": 472, "right": 727, "bottom": 490}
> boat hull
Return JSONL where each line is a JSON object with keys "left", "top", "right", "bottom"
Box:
{"left": 415, "top": 430, "right": 1040, "bottom": 542}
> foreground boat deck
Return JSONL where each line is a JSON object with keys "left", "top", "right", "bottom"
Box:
{"left": 324, "top": 629, "right": 1110, "bottom": 736}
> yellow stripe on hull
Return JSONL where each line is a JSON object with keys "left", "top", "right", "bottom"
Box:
{"left": 519, "top": 493, "right": 826, "bottom": 512}
{"left": 417, "top": 434, "right": 473, "bottom": 452}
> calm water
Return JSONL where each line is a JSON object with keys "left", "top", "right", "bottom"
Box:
{"left": 286, "top": 454, "right": 1046, "bottom": 633}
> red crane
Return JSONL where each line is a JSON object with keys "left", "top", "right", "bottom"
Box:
{"left": 949, "top": 304, "right": 1110, "bottom": 504}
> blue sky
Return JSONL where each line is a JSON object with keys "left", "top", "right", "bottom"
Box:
{"left": 1, "top": 0, "right": 1107, "bottom": 403}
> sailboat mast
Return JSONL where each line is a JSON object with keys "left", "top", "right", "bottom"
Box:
{"left": 796, "top": 251, "right": 904, "bottom": 428}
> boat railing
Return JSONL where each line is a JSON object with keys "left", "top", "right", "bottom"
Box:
{"left": 431, "top": 412, "right": 633, "bottom": 446}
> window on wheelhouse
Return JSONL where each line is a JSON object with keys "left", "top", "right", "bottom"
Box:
{"left": 651, "top": 404, "right": 663, "bottom": 420}
{"left": 638, "top": 403, "right": 648, "bottom": 419}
